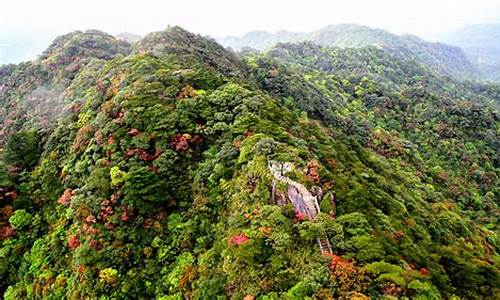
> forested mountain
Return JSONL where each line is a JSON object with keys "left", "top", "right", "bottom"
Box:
{"left": 219, "top": 24, "right": 477, "bottom": 80}
{"left": 438, "top": 23, "right": 500, "bottom": 81}
{"left": 0, "top": 26, "right": 498, "bottom": 299}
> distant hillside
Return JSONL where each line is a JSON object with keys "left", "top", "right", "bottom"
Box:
{"left": 115, "top": 32, "right": 142, "bottom": 44}
{"left": 219, "top": 24, "right": 478, "bottom": 80}
{"left": 439, "top": 23, "right": 500, "bottom": 81}
{"left": 440, "top": 23, "right": 500, "bottom": 48}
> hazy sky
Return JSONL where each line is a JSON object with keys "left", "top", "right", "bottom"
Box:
{"left": 1, "top": 0, "right": 500, "bottom": 64}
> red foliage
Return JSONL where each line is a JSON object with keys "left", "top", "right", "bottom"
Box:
{"left": 68, "top": 235, "right": 80, "bottom": 250}
{"left": 58, "top": 189, "right": 74, "bottom": 206}
{"left": 0, "top": 224, "right": 16, "bottom": 239}
{"left": 419, "top": 268, "right": 430, "bottom": 276}
{"left": 5, "top": 191, "right": 17, "bottom": 200}
{"left": 170, "top": 134, "right": 190, "bottom": 152}
{"left": 126, "top": 148, "right": 136, "bottom": 157}
{"left": 138, "top": 149, "right": 155, "bottom": 161}
{"left": 228, "top": 234, "right": 250, "bottom": 245}
{"left": 89, "top": 239, "right": 102, "bottom": 250}
{"left": 307, "top": 160, "right": 320, "bottom": 182}
{"left": 120, "top": 206, "right": 133, "bottom": 222}
{"left": 149, "top": 165, "right": 160, "bottom": 174}
{"left": 143, "top": 218, "right": 154, "bottom": 228}
{"left": 295, "top": 210, "right": 307, "bottom": 222}
{"left": 99, "top": 205, "right": 114, "bottom": 220}
{"left": 126, "top": 148, "right": 160, "bottom": 161}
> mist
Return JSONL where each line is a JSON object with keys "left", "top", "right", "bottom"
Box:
{"left": 1, "top": 0, "right": 500, "bottom": 64}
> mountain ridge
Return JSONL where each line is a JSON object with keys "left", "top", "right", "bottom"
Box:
{"left": 218, "top": 24, "right": 479, "bottom": 81}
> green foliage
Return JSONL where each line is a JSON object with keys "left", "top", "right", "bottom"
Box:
{"left": 0, "top": 26, "right": 498, "bottom": 300}
{"left": 2, "top": 130, "right": 41, "bottom": 169}
{"left": 8, "top": 209, "right": 32, "bottom": 230}
{"left": 110, "top": 166, "right": 126, "bottom": 186}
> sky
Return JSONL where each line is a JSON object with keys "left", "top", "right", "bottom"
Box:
{"left": 1, "top": 0, "right": 500, "bottom": 64}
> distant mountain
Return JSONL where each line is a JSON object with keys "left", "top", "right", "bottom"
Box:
{"left": 439, "top": 23, "right": 500, "bottom": 48}
{"left": 218, "top": 24, "right": 478, "bottom": 80}
{"left": 115, "top": 32, "right": 142, "bottom": 44}
{"left": 220, "top": 30, "right": 303, "bottom": 51}
{"left": 438, "top": 23, "right": 500, "bottom": 81}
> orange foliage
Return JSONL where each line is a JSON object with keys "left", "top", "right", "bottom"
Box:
{"left": 85, "top": 215, "right": 97, "bottom": 224}
{"left": 108, "top": 134, "right": 115, "bottom": 145}
{"left": 94, "top": 130, "right": 105, "bottom": 146}
{"left": 329, "top": 254, "right": 352, "bottom": 270}
{"left": 127, "top": 128, "right": 141, "bottom": 136}
{"left": 307, "top": 160, "right": 320, "bottom": 182}
{"left": 176, "top": 85, "right": 197, "bottom": 99}
{"left": 232, "top": 140, "right": 243, "bottom": 149}
{"left": 179, "top": 265, "right": 197, "bottom": 290}
{"left": 1, "top": 205, "right": 14, "bottom": 217}
{"left": 393, "top": 230, "right": 405, "bottom": 241}
{"left": 328, "top": 254, "right": 367, "bottom": 298}
{"left": 258, "top": 226, "right": 272, "bottom": 237}
{"left": 72, "top": 124, "right": 95, "bottom": 153}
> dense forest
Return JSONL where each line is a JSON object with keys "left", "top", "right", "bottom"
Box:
{"left": 219, "top": 24, "right": 495, "bottom": 82}
{"left": 0, "top": 26, "right": 498, "bottom": 299}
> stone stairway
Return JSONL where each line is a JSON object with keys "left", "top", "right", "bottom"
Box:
{"left": 269, "top": 161, "right": 333, "bottom": 255}
{"left": 318, "top": 233, "right": 333, "bottom": 255}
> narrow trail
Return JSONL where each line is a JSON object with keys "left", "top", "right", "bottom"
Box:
{"left": 268, "top": 161, "right": 333, "bottom": 255}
